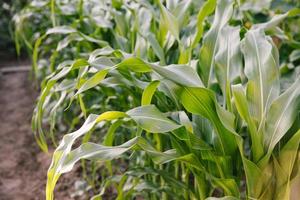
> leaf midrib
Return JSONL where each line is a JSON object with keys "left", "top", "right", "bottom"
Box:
{"left": 183, "top": 87, "right": 226, "bottom": 154}
{"left": 267, "top": 89, "right": 297, "bottom": 153}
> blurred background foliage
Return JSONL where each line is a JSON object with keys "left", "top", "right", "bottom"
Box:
{"left": 0, "top": 0, "right": 28, "bottom": 58}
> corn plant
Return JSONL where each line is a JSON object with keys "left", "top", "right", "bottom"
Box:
{"left": 0, "top": 0, "right": 29, "bottom": 56}
{"left": 20, "top": 0, "right": 300, "bottom": 199}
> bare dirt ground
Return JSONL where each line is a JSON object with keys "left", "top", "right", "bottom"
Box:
{"left": 0, "top": 70, "right": 79, "bottom": 200}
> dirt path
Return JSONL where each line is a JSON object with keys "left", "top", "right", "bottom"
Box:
{"left": 0, "top": 71, "right": 75, "bottom": 200}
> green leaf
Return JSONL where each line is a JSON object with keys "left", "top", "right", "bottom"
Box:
{"left": 242, "top": 158, "right": 273, "bottom": 199}
{"left": 142, "top": 81, "right": 160, "bottom": 106}
{"left": 118, "top": 57, "right": 152, "bottom": 73}
{"left": 150, "top": 64, "right": 203, "bottom": 87}
{"left": 211, "top": 178, "right": 240, "bottom": 197}
{"left": 46, "top": 26, "right": 77, "bottom": 35}
{"left": 289, "top": 50, "right": 300, "bottom": 62}
{"left": 75, "top": 69, "right": 109, "bottom": 95}
{"left": 198, "top": 0, "right": 234, "bottom": 86}
{"left": 158, "top": 1, "right": 180, "bottom": 41}
{"left": 232, "top": 84, "right": 264, "bottom": 162}
{"left": 33, "top": 59, "right": 88, "bottom": 151}
{"left": 146, "top": 33, "right": 166, "bottom": 64}
{"left": 62, "top": 138, "right": 138, "bottom": 173}
{"left": 56, "top": 34, "right": 82, "bottom": 51}
{"left": 32, "top": 35, "right": 46, "bottom": 77}
{"left": 180, "top": 87, "right": 237, "bottom": 155}
{"left": 215, "top": 25, "right": 242, "bottom": 111}
{"left": 288, "top": 8, "right": 300, "bottom": 17}
{"left": 46, "top": 111, "right": 126, "bottom": 200}
{"left": 253, "top": 8, "right": 300, "bottom": 31}
{"left": 192, "top": 0, "right": 217, "bottom": 48}
{"left": 126, "top": 105, "right": 181, "bottom": 133}
{"left": 117, "top": 57, "right": 202, "bottom": 87}
{"left": 46, "top": 114, "right": 98, "bottom": 200}
{"left": 241, "top": 29, "right": 280, "bottom": 124}
{"left": 274, "top": 130, "right": 300, "bottom": 199}
{"left": 178, "top": 111, "right": 193, "bottom": 133}
{"left": 264, "top": 77, "right": 300, "bottom": 155}
{"left": 103, "top": 120, "right": 123, "bottom": 146}
{"left": 172, "top": 0, "right": 192, "bottom": 27}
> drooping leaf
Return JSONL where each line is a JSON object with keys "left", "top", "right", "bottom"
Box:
{"left": 127, "top": 105, "right": 181, "bottom": 133}
{"left": 118, "top": 57, "right": 152, "bottom": 73}
{"left": 46, "top": 26, "right": 77, "bottom": 35}
{"left": 252, "top": 8, "right": 300, "bottom": 31}
{"left": 75, "top": 69, "right": 109, "bottom": 95}
{"left": 150, "top": 64, "right": 203, "bottom": 87}
{"left": 33, "top": 59, "right": 89, "bottom": 151}
{"left": 289, "top": 50, "right": 300, "bottom": 62}
{"left": 47, "top": 111, "right": 126, "bottom": 200}
{"left": 61, "top": 138, "right": 138, "bottom": 174}
{"left": 142, "top": 81, "right": 160, "bottom": 106}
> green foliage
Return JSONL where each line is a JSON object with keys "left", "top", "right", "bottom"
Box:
{"left": 15, "top": 0, "right": 300, "bottom": 199}
{"left": 0, "top": 0, "right": 28, "bottom": 56}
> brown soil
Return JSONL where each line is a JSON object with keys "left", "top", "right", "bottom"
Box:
{"left": 0, "top": 70, "right": 80, "bottom": 200}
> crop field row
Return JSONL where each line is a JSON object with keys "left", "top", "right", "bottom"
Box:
{"left": 1, "top": 0, "right": 300, "bottom": 199}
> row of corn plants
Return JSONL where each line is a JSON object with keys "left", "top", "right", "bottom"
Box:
{"left": 0, "top": 0, "right": 29, "bottom": 55}
{"left": 14, "top": 0, "right": 300, "bottom": 199}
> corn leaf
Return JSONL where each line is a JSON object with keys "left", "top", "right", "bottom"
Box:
{"left": 264, "top": 77, "right": 300, "bottom": 155}
{"left": 198, "top": 0, "right": 234, "bottom": 86}
{"left": 241, "top": 29, "right": 280, "bottom": 124}
{"left": 126, "top": 105, "right": 182, "bottom": 133}
{"left": 215, "top": 25, "right": 242, "bottom": 111}
{"left": 274, "top": 130, "right": 300, "bottom": 200}
{"left": 180, "top": 87, "right": 237, "bottom": 155}
{"left": 142, "top": 81, "right": 160, "bottom": 106}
